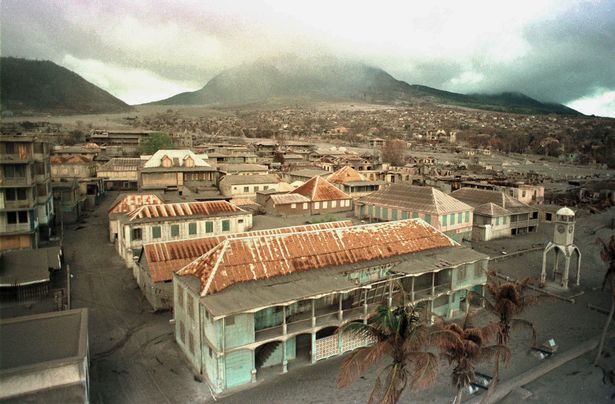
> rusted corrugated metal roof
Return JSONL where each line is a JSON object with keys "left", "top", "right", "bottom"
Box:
{"left": 358, "top": 184, "right": 471, "bottom": 215}
{"left": 451, "top": 188, "right": 530, "bottom": 213}
{"left": 108, "top": 193, "right": 164, "bottom": 215}
{"left": 270, "top": 193, "right": 310, "bottom": 205}
{"left": 126, "top": 201, "right": 244, "bottom": 222}
{"left": 99, "top": 158, "right": 142, "bottom": 172}
{"left": 291, "top": 176, "right": 351, "bottom": 202}
{"left": 327, "top": 166, "right": 365, "bottom": 184}
{"left": 177, "top": 219, "right": 457, "bottom": 296}
{"left": 143, "top": 221, "right": 353, "bottom": 283}
{"left": 474, "top": 202, "right": 512, "bottom": 217}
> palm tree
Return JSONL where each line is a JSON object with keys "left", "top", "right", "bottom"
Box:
{"left": 594, "top": 235, "right": 615, "bottom": 365}
{"left": 470, "top": 271, "right": 538, "bottom": 346}
{"left": 443, "top": 311, "right": 511, "bottom": 404}
{"left": 337, "top": 304, "right": 456, "bottom": 404}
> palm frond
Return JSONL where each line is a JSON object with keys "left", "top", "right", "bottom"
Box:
{"left": 511, "top": 318, "right": 537, "bottom": 346}
{"left": 479, "top": 344, "right": 512, "bottom": 364}
{"left": 407, "top": 351, "right": 439, "bottom": 391}
{"left": 337, "top": 340, "right": 391, "bottom": 388}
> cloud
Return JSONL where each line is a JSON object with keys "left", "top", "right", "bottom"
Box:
{"left": 568, "top": 89, "right": 615, "bottom": 118}
{"left": 1, "top": 0, "right": 614, "bottom": 115}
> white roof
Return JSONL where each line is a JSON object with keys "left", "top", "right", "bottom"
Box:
{"left": 143, "top": 150, "right": 210, "bottom": 168}
{"left": 557, "top": 206, "right": 575, "bottom": 216}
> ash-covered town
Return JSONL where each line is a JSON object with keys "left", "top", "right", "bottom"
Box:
{"left": 1, "top": 2, "right": 615, "bottom": 404}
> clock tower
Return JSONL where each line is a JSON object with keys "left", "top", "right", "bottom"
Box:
{"left": 541, "top": 207, "right": 581, "bottom": 288}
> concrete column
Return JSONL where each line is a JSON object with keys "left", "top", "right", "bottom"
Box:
{"left": 410, "top": 277, "right": 415, "bottom": 302}
{"left": 541, "top": 249, "right": 548, "bottom": 285}
{"left": 251, "top": 367, "right": 257, "bottom": 383}
{"left": 311, "top": 299, "right": 316, "bottom": 328}
{"left": 282, "top": 340, "right": 288, "bottom": 373}
{"left": 431, "top": 272, "right": 435, "bottom": 295}
{"left": 311, "top": 333, "right": 317, "bottom": 364}
{"left": 553, "top": 249, "right": 560, "bottom": 280}
{"left": 576, "top": 250, "right": 582, "bottom": 286}
{"left": 447, "top": 293, "right": 454, "bottom": 319}
{"left": 282, "top": 306, "right": 287, "bottom": 335}
{"left": 363, "top": 289, "right": 368, "bottom": 325}
{"left": 338, "top": 294, "right": 343, "bottom": 321}
{"left": 388, "top": 280, "right": 393, "bottom": 307}
{"left": 562, "top": 255, "right": 571, "bottom": 289}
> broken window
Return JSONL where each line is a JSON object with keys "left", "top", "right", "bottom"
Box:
{"left": 132, "top": 228, "right": 142, "bottom": 240}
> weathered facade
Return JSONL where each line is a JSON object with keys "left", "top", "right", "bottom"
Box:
{"left": 218, "top": 174, "right": 281, "bottom": 200}
{"left": 117, "top": 201, "right": 252, "bottom": 267}
{"left": 470, "top": 202, "right": 513, "bottom": 241}
{"left": 140, "top": 150, "right": 218, "bottom": 192}
{"left": 97, "top": 158, "right": 142, "bottom": 191}
{"left": 289, "top": 176, "right": 353, "bottom": 215}
{"left": 355, "top": 184, "right": 473, "bottom": 242}
{"left": 173, "top": 219, "right": 488, "bottom": 395}
{"left": 327, "top": 166, "right": 384, "bottom": 198}
{"left": 108, "top": 193, "right": 164, "bottom": 242}
{"left": 137, "top": 221, "right": 352, "bottom": 311}
{"left": 0, "top": 136, "right": 54, "bottom": 250}
{"left": 451, "top": 187, "right": 539, "bottom": 236}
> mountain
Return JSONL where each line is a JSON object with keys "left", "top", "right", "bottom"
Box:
{"left": 0, "top": 57, "right": 132, "bottom": 115}
{"left": 152, "top": 58, "right": 581, "bottom": 115}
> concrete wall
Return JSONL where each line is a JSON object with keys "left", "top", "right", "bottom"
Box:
{"left": 173, "top": 280, "right": 202, "bottom": 374}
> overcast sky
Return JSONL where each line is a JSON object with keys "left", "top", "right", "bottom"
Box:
{"left": 2, "top": 0, "right": 614, "bottom": 117}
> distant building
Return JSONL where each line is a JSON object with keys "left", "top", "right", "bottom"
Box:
{"left": 290, "top": 176, "right": 353, "bottom": 215}
{"left": 97, "top": 158, "right": 142, "bottom": 191}
{"left": 88, "top": 129, "right": 153, "bottom": 156}
{"left": 283, "top": 169, "right": 330, "bottom": 184}
{"left": 0, "top": 309, "right": 89, "bottom": 403}
{"left": 327, "top": 166, "right": 384, "bottom": 198}
{"left": 368, "top": 138, "right": 386, "bottom": 148}
{"left": 173, "top": 219, "right": 488, "bottom": 395}
{"left": 140, "top": 150, "right": 219, "bottom": 192}
{"left": 355, "top": 184, "right": 473, "bottom": 242}
{"left": 218, "top": 174, "right": 281, "bottom": 200}
{"left": 451, "top": 187, "right": 539, "bottom": 236}
{"left": 470, "top": 202, "right": 513, "bottom": 241}
{"left": 1, "top": 136, "right": 55, "bottom": 250}
{"left": 217, "top": 164, "right": 269, "bottom": 176}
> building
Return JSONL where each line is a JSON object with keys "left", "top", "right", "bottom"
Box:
{"left": 1, "top": 136, "right": 54, "bottom": 250}
{"left": 327, "top": 166, "right": 384, "bottom": 198}
{"left": 137, "top": 221, "right": 352, "bottom": 311}
{"left": 116, "top": 201, "right": 252, "bottom": 267}
{"left": 218, "top": 174, "right": 281, "bottom": 200}
{"left": 88, "top": 129, "right": 153, "bottom": 156}
{"left": 470, "top": 202, "right": 513, "bottom": 241}
{"left": 0, "top": 309, "right": 89, "bottom": 403}
{"left": 0, "top": 246, "right": 62, "bottom": 303}
{"left": 108, "top": 193, "right": 164, "bottom": 243}
{"left": 368, "top": 138, "right": 386, "bottom": 147}
{"left": 451, "top": 187, "right": 539, "bottom": 236}
{"left": 355, "top": 184, "right": 473, "bottom": 242}
{"left": 172, "top": 219, "right": 488, "bottom": 395}
{"left": 97, "top": 158, "right": 142, "bottom": 191}
{"left": 290, "top": 176, "right": 353, "bottom": 215}
{"left": 140, "top": 150, "right": 218, "bottom": 192}
{"left": 52, "top": 180, "right": 86, "bottom": 224}
{"left": 217, "top": 164, "right": 269, "bottom": 176}
{"left": 262, "top": 193, "right": 312, "bottom": 216}
{"left": 283, "top": 169, "right": 330, "bottom": 184}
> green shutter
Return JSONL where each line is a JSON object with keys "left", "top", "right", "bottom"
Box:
{"left": 368, "top": 205, "right": 373, "bottom": 217}
{"left": 496, "top": 217, "right": 500, "bottom": 225}
{"left": 458, "top": 212, "right": 463, "bottom": 223}
{"left": 222, "top": 220, "right": 230, "bottom": 232}
{"left": 382, "top": 207, "right": 388, "bottom": 219}
{"left": 189, "top": 222, "right": 197, "bottom": 235}
{"left": 206, "top": 221, "right": 213, "bottom": 233}
{"left": 171, "top": 224, "right": 180, "bottom": 237}
{"left": 375, "top": 206, "right": 381, "bottom": 218}
{"left": 359, "top": 205, "right": 365, "bottom": 217}
{"left": 412, "top": 212, "right": 419, "bottom": 219}
{"left": 465, "top": 211, "right": 470, "bottom": 223}
{"left": 152, "top": 226, "right": 161, "bottom": 239}
{"left": 424, "top": 213, "right": 431, "bottom": 224}
{"left": 401, "top": 211, "right": 408, "bottom": 220}
{"left": 391, "top": 209, "right": 398, "bottom": 220}
{"left": 450, "top": 213, "right": 455, "bottom": 225}
{"left": 442, "top": 215, "right": 447, "bottom": 226}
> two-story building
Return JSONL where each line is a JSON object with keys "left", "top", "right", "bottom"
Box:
{"left": 140, "top": 150, "right": 219, "bottom": 192}
{"left": 327, "top": 166, "right": 384, "bottom": 198}
{"left": 116, "top": 201, "right": 252, "bottom": 268}
{"left": 107, "top": 193, "right": 165, "bottom": 243}
{"left": 218, "top": 174, "right": 281, "bottom": 200}
{"left": 355, "top": 184, "right": 473, "bottom": 242}
{"left": 137, "top": 221, "right": 353, "bottom": 311}
{"left": 173, "top": 219, "right": 488, "bottom": 395}
{"left": 0, "top": 136, "right": 54, "bottom": 250}
{"left": 97, "top": 158, "right": 142, "bottom": 191}
{"left": 288, "top": 176, "right": 353, "bottom": 215}
{"left": 451, "top": 187, "right": 539, "bottom": 236}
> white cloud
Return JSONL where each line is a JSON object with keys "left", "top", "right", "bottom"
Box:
{"left": 60, "top": 55, "right": 202, "bottom": 104}
{"left": 568, "top": 89, "right": 615, "bottom": 118}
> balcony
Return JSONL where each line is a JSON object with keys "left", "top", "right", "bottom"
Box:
{"left": 412, "top": 284, "right": 451, "bottom": 303}
{"left": 0, "top": 177, "right": 34, "bottom": 187}
{"left": 0, "top": 223, "right": 34, "bottom": 234}
{"left": 1, "top": 199, "right": 36, "bottom": 210}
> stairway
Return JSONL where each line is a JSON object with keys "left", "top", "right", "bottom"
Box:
{"left": 255, "top": 341, "right": 281, "bottom": 368}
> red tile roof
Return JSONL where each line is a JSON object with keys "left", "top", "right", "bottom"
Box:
{"left": 126, "top": 201, "right": 244, "bottom": 222}
{"left": 177, "top": 219, "right": 457, "bottom": 296}
{"left": 144, "top": 221, "right": 353, "bottom": 282}
{"left": 327, "top": 166, "right": 365, "bottom": 184}
{"left": 108, "top": 193, "right": 164, "bottom": 215}
{"left": 291, "top": 176, "right": 350, "bottom": 202}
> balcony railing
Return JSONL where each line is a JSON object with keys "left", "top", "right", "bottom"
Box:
{"left": 0, "top": 177, "right": 34, "bottom": 187}
{"left": 412, "top": 284, "right": 451, "bottom": 302}
{"left": 1, "top": 200, "right": 35, "bottom": 210}
{"left": 0, "top": 223, "right": 33, "bottom": 234}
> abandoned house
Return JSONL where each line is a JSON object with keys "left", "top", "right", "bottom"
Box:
{"left": 218, "top": 174, "right": 281, "bottom": 200}
{"left": 137, "top": 221, "right": 352, "bottom": 311}
{"left": 451, "top": 187, "right": 539, "bottom": 236}
{"left": 326, "top": 166, "right": 384, "bottom": 198}
{"left": 140, "top": 150, "right": 218, "bottom": 192}
{"left": 354, "top": 184, "right": 473, "bottom": 242}
{"left": 289, "top": 176, "right": 353, "bottom": 215}
{"left": 172, "top": 219, "right": 488, "bottom": 395}
{"left": 97, "top": 158, "right": 142, "bottom": 191}
{"left": 107, "top": 193, "right": 164, "bottom": 243}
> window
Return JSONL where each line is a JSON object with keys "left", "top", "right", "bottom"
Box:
{"left": 391, "top": 209, "right": 398, "bottom": 220}
{"left": 4, "top": 142, "right": 15, "bottom": 154}
{"left": 205, "top": 221, "right": 213, "bottom": 233}
{"left": 303, "top": 202, "right": 308, "bottom": 210}
{"left": 375, "top": 206, "right": 381, "bottom": 217}
{"left": 522, "top": 190, "right": 526, "bottom": 198}
{"left": 331, "top": 200, "right": 337, "bottom": 208}
{"left": 314, "top": 202, "right": 320, "bottom": 210}
{"left": 465, "top": 211, "right": 470, "bottom": 223}
{"left": 171, "top": 224, "right": 180, "bottom": 237}
{"left": 243, "top": 186, "right": 249, "bottom": 193}
{"left": 132, "top": 228, "right": 142, "bottom": 241}
{"left": 291, "top": 203, "right": 297, "bottom": 209}
{"left": 254, "top": 186, "right": 259, "bottom": 192}
{"left": 424, "top": 213, "right": 431, "bottom": 224}
{"left": 401, "top": 211, "right": 408, "bottom": 220}
{"left": 495, "top": 217, "right": 500, "bottom": 225}
{"left": 226, "top": 315, "right": 235, "bottom": 326}
{"left": 188, "top": 222, "right": 197, "bottom": 235}
{"left": 412, "top": 212, "right": 419, "bottom": 219}
{"left": 450, "top": 213, "right": 456, "bottom": 225}
{"left": 442, "top": 215, "right": 447, "bottom": 226}
{"left": 187, "top": 295, "right": 195, "bottom": 320}
{"left": 382, "top": 207, "right": 388, "bottom": 219}
{"left": 503, "top": 216, "right": 508, "bottom": 224}
{"left": 263, "top": 185, "right": 269, "bottom": 190}
{"left": 458, "top": 212, "right": 463, "bottom": 224}
{"left": 152, "top": 226, "right": 161, "bottom": 239}
{"left": 457, "top": 267, "right": 467, "bottom": 281}
{"left": 222, "top": 220, "right": 230, "bottom": 232}
{"left": 473, "top": 264, "right": 482, "bottom": 277}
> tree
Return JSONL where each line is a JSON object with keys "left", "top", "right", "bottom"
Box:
{"left": 443, "top": 311, "right": 511, "bottom": 404}
{"left": 594, "top": 235, "right": 615, "bottom": 365}
{"left": 381, "top": 139, "right": 407, "bottom": 166}
{"left": 140, "top": 132, "right": 173, "bottom": 154}
{"left": 337, "top": 304, "right": 455, "bottom": 404}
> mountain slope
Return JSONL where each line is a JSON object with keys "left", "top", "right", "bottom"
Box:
{"left": 152, "top": 59, "right": 581, "bottom": 116}
{"left": 0, "top": 57, "right": 132, "bottom": 114}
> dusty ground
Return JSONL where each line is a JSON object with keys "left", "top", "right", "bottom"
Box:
{"left": 46, "top": 196, "right": 615, "bottom": 403}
